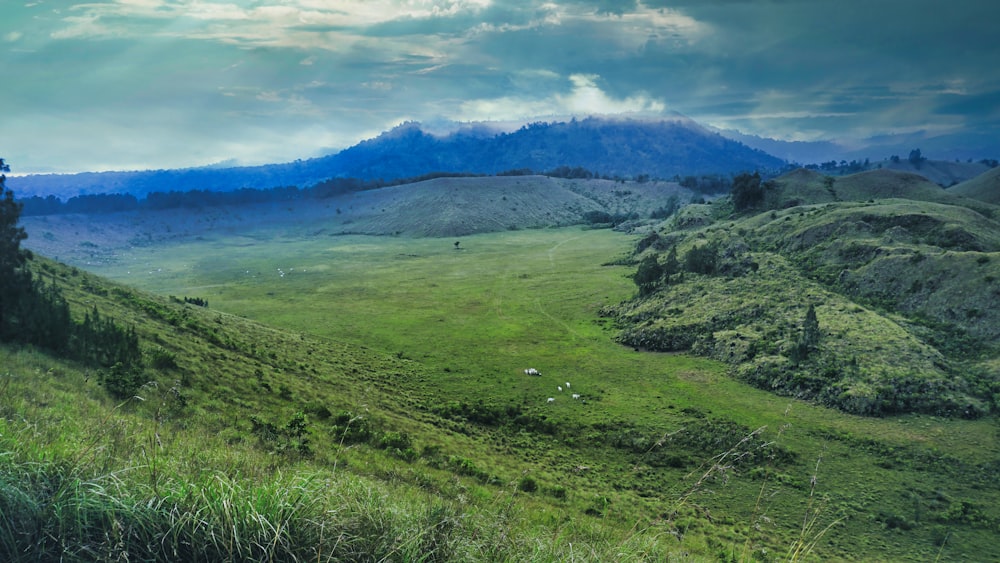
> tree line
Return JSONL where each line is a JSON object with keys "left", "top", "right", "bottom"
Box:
{"left": 18, "top": 168, "right": 736, "bottom": 217}
{"left": 1, "top": 158, "right": 143, "bottom": 398}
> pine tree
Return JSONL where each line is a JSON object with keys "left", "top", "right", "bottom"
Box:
{"left": 0, "top": 158, "right": 33, "bottom": 341}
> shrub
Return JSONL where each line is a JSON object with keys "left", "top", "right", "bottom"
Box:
{"left": 684, "top": 242, "right": 719, "bottom": 275}
{"left": 517, "top": 475, "right": 538, "bottom": 493}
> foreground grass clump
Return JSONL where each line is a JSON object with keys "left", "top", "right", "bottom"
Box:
{"left": 0, "top": 358, "right": 683, "bottom": 562}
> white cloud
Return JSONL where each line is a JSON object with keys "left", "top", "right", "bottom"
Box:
{"left": 457, "top": 73, "right": 666, "bottom": 121}
{"left": 4, "top": 31, "right": 24, "bottom": 42}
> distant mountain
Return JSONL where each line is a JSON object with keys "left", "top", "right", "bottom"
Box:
{"left": 718, "top": 128, "right": 1000, "bottom": 168}
{"left": 8, "top": 117, "right": 785, "bottom": 198}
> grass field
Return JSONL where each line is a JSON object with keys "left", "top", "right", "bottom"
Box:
{"left": 0, "top": 219, "right": 991, "bottom": 560}
{"left": 56, "top": 224, "right": 996, "bottom": 560}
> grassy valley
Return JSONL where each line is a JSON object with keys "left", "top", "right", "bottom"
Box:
{"left": 5, "top": 171, "right": 1000, "bottom": 560}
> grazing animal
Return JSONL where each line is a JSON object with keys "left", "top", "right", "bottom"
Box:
{"left": 524, "top": 368, "right": 540, "bottom": 376}
{"left": 547, "top": 397, "right": 555, "bottom": 403}
{"left": 557, "top": 386, "right": 563, "bottom": 392}
{"left": 572, "top": 394, "right": 580, "bottom": 400}
{"left": 565, "top": 382, "right": 571, "bottom": 389}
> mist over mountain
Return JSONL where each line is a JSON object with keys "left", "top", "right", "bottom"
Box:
{"left": 8, "top": 117, "right": 786, "bottom": 198}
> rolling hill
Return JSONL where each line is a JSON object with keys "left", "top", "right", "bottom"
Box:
{"left": 608, "top": 168, "right": 1000, "bottom": 417}
{"left": 20, "top": 175, "right": 695, "bottom": 265}
{"left": 949, "top": 165, "right": 1000, "bottom": 205}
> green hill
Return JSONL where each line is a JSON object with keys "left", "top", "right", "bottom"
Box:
{"left": 877, "top": 158, "right": 991, "bottom": 187}
{"left": 949, "top": 166, "right": 1000, "bottom": 205}
{"left": 761, "top": 168, "right": 996, "bottom": 216}
{"left": 609, "top": 169, "right": 1000, "bottom": 418}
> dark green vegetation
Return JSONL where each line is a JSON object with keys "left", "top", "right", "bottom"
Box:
{"left": 610, "top": 168, "right": 1000, "bottom": 418}
{"left": 5, "top": 168, "right": 1000, "bottom": 560}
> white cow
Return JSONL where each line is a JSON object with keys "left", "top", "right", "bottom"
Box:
{"left": 547, "top": 397, "right": 555, "bottom": 403}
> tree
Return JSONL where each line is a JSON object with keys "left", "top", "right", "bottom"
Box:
{"left": 684, "top": 242, "right": 718, "bottom": 275}
{"left": 908, "top": 149, "right": 926, "bottom": 169}
{"left": 662, "top": 245, "right": 680, "bottom": 280}
{"left": 632, "top": 255, "right": 664, "bottom": 296}
{"left": 790, "top": 304, "right": 820, "bottom": 364}
{"left": 0, "top": 158, "right": 33, "bottom": 340}
{"left": 731, "top": 171, "right": 764, "bottom": 212}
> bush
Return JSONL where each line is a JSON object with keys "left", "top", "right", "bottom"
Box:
{"left": 632, "top": 255, "right": 664, "bottom": 295}
{"left": 684, "top": 242, "right": 719, "bottom": 275}
{"left": 517, "top": 475, "right": 538, "bottom": 493}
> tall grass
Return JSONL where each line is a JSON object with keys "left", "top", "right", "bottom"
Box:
{"left": 0, "top": 361, "right": 686, "bottom": 562}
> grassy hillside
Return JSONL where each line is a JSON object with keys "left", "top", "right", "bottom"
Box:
{"left": 878, "top": 158, "right": 991, "bottom": 187}
{"left": 4, "top": 222, "right": 996, "bottom": 560}
{"left": 608, "top": 169, "right": 1000, "bottom": 420}
{"left": 762, "top": 168, "right": 996, "bottom": 216}
{"left": 20, "top": 176, "right": 692, "bottom": 266}
{"left": 949, "top": 166, "right": 1000, "bottom": 205}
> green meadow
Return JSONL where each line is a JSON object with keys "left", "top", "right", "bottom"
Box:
{"left": 3, "top": 222, "right": 999, "bottom": 560}
{"left": 80, "top": 225, "right": 1000, "bottom": 560}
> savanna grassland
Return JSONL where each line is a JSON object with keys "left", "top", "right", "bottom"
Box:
{"left": 30, "top": 218, "right": 996, "bottom": 561}
{"left": 6, "top": 170, "right": 1000, "bottom": 561}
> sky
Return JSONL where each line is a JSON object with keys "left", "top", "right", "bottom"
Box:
{"left": 2, "top": 0, "right": 999, "bottom": 174}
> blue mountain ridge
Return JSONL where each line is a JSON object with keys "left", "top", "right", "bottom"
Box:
{"left": 9, "top": 116, "right": 787, "bottom": 198}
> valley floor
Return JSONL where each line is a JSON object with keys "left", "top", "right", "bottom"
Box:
{"left": 11, "top": 222, "right": 1000, "bottom": 561}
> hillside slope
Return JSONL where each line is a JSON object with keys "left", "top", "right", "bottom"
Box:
{"left": 949, "top": 166, "right": 1000, "bottom": 204}
{"left": 877, "top": 158, "right": 991, "bottom": 187}
{"left": 762, "top": 168, "right": 996, "bottom": 216}
{"left": 20, "top": 176, "right": 693, "bottom": 264}
{"left": 608, "top": 169, "right": 1000, "bottom": 417}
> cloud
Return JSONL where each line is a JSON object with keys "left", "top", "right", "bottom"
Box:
{"left": 5, "top": 0, "right": 999, "bottom": 172}
{"left": 457, "top": 73, "right": 666, "bottom": 121}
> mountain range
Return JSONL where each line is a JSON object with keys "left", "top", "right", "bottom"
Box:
{"left": 9, "top": 117, "right": 785, "bottom": 198}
